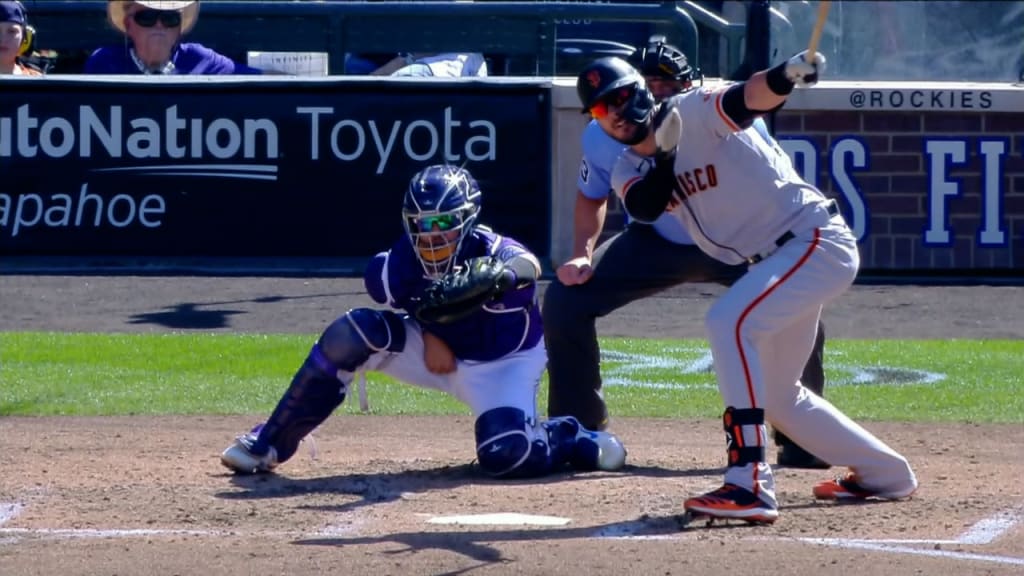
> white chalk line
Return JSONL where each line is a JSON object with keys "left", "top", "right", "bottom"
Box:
{"left": 799, "top": 539, "right": 1024, "bottom": 566}
{"left": 587, "top": 505, "right": 1024, "bottom": 566}
{"left": 1, "top": 500, "right": 1022, "bottom": 566}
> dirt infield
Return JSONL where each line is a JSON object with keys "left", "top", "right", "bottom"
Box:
{"left": 1, "top": 276, "right": 1022, "bottom": 575}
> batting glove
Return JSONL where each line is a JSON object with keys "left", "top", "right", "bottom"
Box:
{"left": 784, "top": 50, "right": 827, "bottom": 88}
{"left": 653, "top": 101, "right": 683, "bottom": 156}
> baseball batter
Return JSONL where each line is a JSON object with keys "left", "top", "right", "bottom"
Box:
{"left": 221, "top": 164, "right": 626, "bottom": 478}
{"left": 546, "top": 38, "right": 829, "bottom": 469}
{"left": 580, "top": 52, "right": 916, "bottom": 522}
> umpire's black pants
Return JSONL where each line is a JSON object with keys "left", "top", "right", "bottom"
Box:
{"left": 542, "top": 223, "right": 825, "bottom": 450}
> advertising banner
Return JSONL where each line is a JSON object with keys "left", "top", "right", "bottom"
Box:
{"left": 0, "top": 78, "right": 551, "bottom": 260}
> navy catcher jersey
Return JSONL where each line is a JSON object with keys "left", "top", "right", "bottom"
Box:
{"left": 364, "top": 227, "right": 543, "bottom": 361}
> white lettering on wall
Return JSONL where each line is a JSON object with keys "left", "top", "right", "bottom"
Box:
{"left": 924, "top": 140, "right": 968, "bottom": 244}
{"left": 978, "top": 139, "right": 1008, "bottom": 245}
{"left": 829, "top": 138, "right": 869, "bottom": 241}
{"left": 781, "top": 137, "right": 869, "bottom": 241}
{"left": 298, "top": 106, "right": 497, "bottom": 174}
{"left": 0, "top": 184, "right": 166, "bottom": 237}
{"left": 0, "top": 105, "right": 278, "bottom": 160}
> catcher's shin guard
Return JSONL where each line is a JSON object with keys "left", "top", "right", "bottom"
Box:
{"left": 246, "top": 308, "right": 406, "bottom": 465}
{"left": 475, "top": 407, "right": 539, "bottom": 477}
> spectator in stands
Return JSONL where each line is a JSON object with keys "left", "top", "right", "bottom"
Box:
{"left": 0, "top": 0, "right": 41, "bottom": 75}
{"left": 371, "top": 52, "right": 488, "bottom": 77}
{"left": 84, "top": 1, "right": 262, "bottom": 75}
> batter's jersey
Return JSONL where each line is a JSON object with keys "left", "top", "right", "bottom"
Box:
{"left": 579, "top": 120, "right": 693, "bottom": 245}
{"left": 364, "top": 227, "right": 543, "bottom": 362}
{"left": 611, "top": 86, "right": 830, "bottom": 266}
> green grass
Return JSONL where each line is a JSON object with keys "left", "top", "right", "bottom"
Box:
{"left": 1, "top": 332, "right": 1020, "bottom": 423}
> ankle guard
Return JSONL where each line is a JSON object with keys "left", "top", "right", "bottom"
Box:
{"left": 723, "top": 407, "right": 766, "bottom": 467}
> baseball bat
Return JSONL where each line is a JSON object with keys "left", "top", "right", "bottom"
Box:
{"left": 805, "top": 0, "right": 831, "bottom": 57}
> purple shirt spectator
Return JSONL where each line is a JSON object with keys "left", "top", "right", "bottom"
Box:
{"left": 84, "top": 42, "right": 261, "bottom": 75}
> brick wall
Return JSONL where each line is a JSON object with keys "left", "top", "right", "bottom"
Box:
{"left": 600, "top": 110, "right": 1022, "bottom": 275}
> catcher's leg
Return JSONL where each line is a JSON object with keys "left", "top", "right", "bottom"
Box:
{"left": 221, "top": 308, "right": 405, "bottom": 474}
{"left": 474, "top": 408, "right": 626, "bottom": 478}
{"left": 774, "top": 319, "right": 831, "bottom": 469}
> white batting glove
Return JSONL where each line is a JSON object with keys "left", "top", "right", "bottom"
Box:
{"left": 654, "top": 104, "right": 682, "bottom": 155}
{"left": 784, "top": 50, "right": 827, "bottom": 88}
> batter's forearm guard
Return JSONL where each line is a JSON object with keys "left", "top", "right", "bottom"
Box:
{"left": 623, "top": 155, "right": 678, "bottom": 223}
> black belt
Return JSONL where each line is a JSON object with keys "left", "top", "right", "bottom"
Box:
{"left": 746, "top": 200, "right": 840, "bottom": 265}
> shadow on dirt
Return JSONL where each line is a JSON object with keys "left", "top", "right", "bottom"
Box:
{"left": 290, "top": 512, "right": 761, "bottom": 566}
{"left": 214, "top": 463, "right": 723, "bottom": 514}
{"left": 127, "top": 291, "right": 358, "bottom": 330}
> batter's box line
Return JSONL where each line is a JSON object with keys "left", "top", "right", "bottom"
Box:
{"left": 790, "top": 504, "right": 1024, "bottom": 567}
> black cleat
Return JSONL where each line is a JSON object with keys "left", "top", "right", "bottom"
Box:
{"left": 776, "top": 444, "right": 830, "bottom": 469}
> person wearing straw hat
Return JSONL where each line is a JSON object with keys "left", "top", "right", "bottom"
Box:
{"left": 0, "top": 0, "right": 42, "bottom": 75}
{"left": 84, "top": 1, "right": 262, "bottom": 75}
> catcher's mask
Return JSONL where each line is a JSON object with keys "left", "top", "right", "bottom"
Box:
{"left": 640, "top": 35, "right": 695, "bottom": 85}
{"left": 577, "top": 56, "right": 655, "bottom": 145}
{"left": 402, "top": 164, "right": 481, "bottom": 278}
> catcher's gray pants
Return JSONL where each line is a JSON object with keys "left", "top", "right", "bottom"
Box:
{"left": 542, "top": 224, "right": 826, "bottom": 444}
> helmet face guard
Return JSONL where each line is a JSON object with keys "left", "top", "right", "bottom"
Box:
{"left": 640, "top": 35, "right": 695, "bottom": 84}
{"left": 402, "top": 165, "right": 481, "bottom": 278}
{"left": 577, "top": 57, "right": 656, "bottom": 145}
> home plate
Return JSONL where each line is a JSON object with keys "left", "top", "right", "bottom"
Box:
{"left": 428, "top": 513, "right": 571, "bottom": 526}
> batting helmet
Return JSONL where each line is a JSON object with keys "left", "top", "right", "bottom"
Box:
{"left": 402, "top": 164, "right": 482, "bottom": 277}
{"left": 640, "top": 35, "right": 695, "bottom": 83}
{"left": 576, "top": 56, "right": 655, "bottom": 125}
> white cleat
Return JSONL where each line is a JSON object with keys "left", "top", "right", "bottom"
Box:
{"left": 220, "top": 431, "right": 279, "bottom": 474}
{"left": 579, "top": 429, "right": 628, "bottom": 471}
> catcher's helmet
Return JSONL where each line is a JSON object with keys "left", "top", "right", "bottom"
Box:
{"left": 577, "top": 57, "right": 656, "bottom": 143}
{"left": 639, "top": 35, "right": 695, "bottom": 83}
{"left": 402, "top": 164, "right": 482, "bottom": 277}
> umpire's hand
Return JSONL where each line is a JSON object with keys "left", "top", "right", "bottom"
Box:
{"left": 557, "top": 256, "right": 594, "bottom": 285}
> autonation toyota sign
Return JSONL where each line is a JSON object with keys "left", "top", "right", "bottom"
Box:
{"left": 0, "top": 78, "right": 551, "bottom": 259}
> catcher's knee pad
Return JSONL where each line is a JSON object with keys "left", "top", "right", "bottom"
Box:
{"left": 319, "top": 308, "right": 406, "bottom": 372}
{"left": 723, "top": 407, "right": 766, "bottom": 467}
{"left": 475, "top": 407, "right": 537, "bottom": 478}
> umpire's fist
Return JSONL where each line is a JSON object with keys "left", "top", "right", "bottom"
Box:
{"left": 557, "top": 256, "right": 594, "bottom": 286}
{"left": 784, "top": 50, "right": 827, "bottom": 88}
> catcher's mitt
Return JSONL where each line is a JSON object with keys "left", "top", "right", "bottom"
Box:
{"left": 414, "top": 257, "right": 512, "bottom": 324}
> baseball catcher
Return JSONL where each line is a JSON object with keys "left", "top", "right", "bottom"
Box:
{"left": 221, "top": 164, "right": 626, "bottom": 478}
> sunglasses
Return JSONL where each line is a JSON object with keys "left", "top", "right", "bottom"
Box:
{"left": 411, "top": 213, "right": 459, "bottom": 233}
{"left": 589, "top": 86, "right": 634, "bottom": 120}
{"left": 132, "top": 9, "right": 183, "bottom": 28}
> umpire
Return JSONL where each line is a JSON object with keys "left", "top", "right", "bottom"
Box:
{"left": 543, "top": 36, "right": 829, "bottom": 469}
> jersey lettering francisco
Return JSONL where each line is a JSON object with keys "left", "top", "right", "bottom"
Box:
{"left": 611, "top": 85, "right": 832, "bottom": 266}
